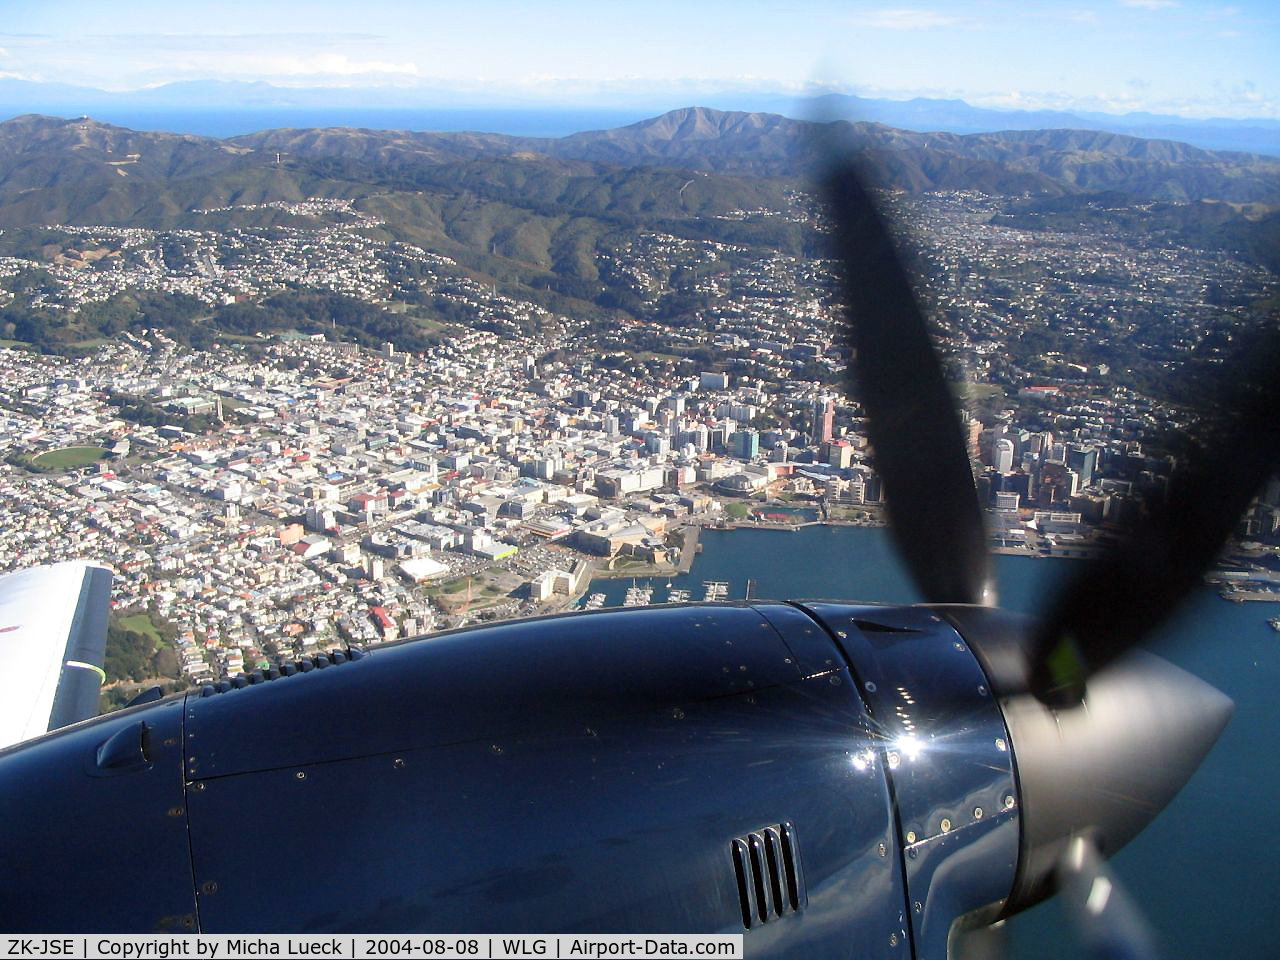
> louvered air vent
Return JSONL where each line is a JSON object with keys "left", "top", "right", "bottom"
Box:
{"left": 198, "top": 647, "right": 365, "bottom": 696}
{"left": 731, "top": 822, "right": 806, "bottom": 928}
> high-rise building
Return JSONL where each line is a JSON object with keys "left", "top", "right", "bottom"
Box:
{"left": 994, "top": 438, "right": 1016, "bottom": 474}
{"left": 1066, "top": 445, "right": 1098, "bottom": 489}
{"left": 999, "top": 471, "right": 1033, "bottom": 505}
{"left": 995, "top": 490, "right": 1020, "bottom": 512}
{"left": 812, "top": 396, "right": 835, "bottom": 444}
{"left": 965, "top": 418, "right": 982, "bottom": 461}
{"left": 826, "top": 441, "right": 855, "bottom": 469}
{"left": 1039, "top": 462, "right": 1079, "bottom": 505}
{"left": 709, "top": 424, "right": 730, "bottom": 452}
{"left": 644, "top": 433, "right": 670, "bottom": 455}
{"left": 732, "top": 430, "right": 760, "bottom": 461}
{"left": 692, "top": 424, "right": 710, "bottom": 453}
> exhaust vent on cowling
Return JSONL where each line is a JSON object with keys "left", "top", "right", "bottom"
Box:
{"left": 731, "top": 822, "right": 805, "bottom": 928}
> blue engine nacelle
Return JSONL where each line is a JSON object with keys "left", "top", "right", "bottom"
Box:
{"left": 0, "top": 602, "right": 1229, "bottom": 960}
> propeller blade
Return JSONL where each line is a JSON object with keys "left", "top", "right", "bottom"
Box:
{"left": 1030, "top": 329, "right": 1280, "bottom": 704}
{"left": 1056, "top": 836, "right": 1158, "bottom": 960}
{"left": 822, "top": 159, "right": 993, "bottom": 605}
{"left": 952, "top": 921, "right": 1009, "bottom": 960}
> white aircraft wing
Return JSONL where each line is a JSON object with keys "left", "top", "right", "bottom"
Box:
{"left": 0, "top": 561, "right": 113, "bottom": 750}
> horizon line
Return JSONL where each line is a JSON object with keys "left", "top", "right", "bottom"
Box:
{"left": 0, "top": 77, "right": 1277, "bottom": 124}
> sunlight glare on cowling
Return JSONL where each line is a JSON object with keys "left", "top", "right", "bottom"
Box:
{"left": 895, "top": 733, "right": 924, "bottom": 763}
{"left": 851, "top": 748, "right": 877, "bottom": 771}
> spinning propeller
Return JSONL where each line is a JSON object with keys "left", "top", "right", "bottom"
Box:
{"left": 822, "top": 155, "right": 1274, "bottom": 958}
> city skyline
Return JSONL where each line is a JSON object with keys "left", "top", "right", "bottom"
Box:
{"left": 1, "top": 1, "right": 1278, "bottom": 119}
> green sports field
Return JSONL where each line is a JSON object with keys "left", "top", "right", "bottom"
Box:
{"left": 30, "top": 446, "right": 110, "bottom": 469}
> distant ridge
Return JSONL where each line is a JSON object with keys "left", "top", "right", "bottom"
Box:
{"left": 746, "top": 92, "right": 1280, "bottom": 156}
{"left": 0, "top": 107, "right": 1277, "bottom": 236}
{"left": 1, "top": 109, "right": 1275, "bottom": 357}
{"left": 231, "top": 106, "right": 1280, "bottom": 202}
{"left": 0, "top": 77, "right": 1276, "bottom": 155}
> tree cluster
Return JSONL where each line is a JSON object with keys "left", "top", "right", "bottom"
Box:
{"left": 104, "top": 625, "right": 160, "bottom": 684}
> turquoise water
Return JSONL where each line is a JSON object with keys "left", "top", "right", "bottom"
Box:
{"left": 586, "top": 525, "right": 1280, "bottom": 959}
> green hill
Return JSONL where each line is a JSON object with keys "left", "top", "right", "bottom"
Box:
{"left": 0, "top": 110, "right": 1275, "bottom": 356}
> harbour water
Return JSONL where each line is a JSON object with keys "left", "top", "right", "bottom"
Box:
{"left": 585, "top": 525, "right": 1279, "bottom": 960}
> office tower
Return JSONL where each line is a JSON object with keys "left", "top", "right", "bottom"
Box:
{"left": 994, "top": 438, "right": 1015, "bottom": 474}
{"left": 1066, "top": 445, "right": 1098, "bottom": 489}
{"left": 812, "top": 396, "right": 835, "bottom": 444}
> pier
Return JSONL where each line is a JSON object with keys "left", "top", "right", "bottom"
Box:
{"left": 702, "top": 580, "right": 729, "bottom": 602}
{"left": 623, "top": 584, "right": 654, "bottom": 607}
{"left": 676, "top": 525, "right": 700, "bottom": 573}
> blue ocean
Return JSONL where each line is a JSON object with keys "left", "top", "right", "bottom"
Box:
{"left": 5, "top": 108, "right": 655, "bottom": 139}
{"left": 585, "top": 525, "right": 1279, "bottom": 960}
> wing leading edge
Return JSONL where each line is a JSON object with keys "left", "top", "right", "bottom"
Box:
{"left": 0, "top": 561, "right": 113, "bottom": 750}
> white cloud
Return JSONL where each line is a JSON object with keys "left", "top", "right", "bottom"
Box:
{"left": 968, "top": 83, "right": 1279, "bottom": 119}
{"left": 124, "top": 51, "right": 424, "bottom": 89}
{"left": 5, "top": 33, "right": 424, "bottom": 90}
{"left": 1119, "top": 0, "right": 1178, "bottom": 10}
{"left": 847, "top": 9, "right": 963, "bottom": 30}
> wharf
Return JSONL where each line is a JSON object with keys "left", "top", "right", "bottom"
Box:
{"left": 677, "top": 525, "right": 701, "bottom": 573}
{"left": 1220, "top": 587, "right": 1280, "bottom": 603}
{"left": 702, "top": 580, "right": 729, "bottom": 601}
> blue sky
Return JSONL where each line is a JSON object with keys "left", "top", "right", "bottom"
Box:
{"left": 0, "top": 1, "right": 1276, "bottom": 117}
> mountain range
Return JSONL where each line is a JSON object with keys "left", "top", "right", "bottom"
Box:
{"left": 3, "top": 106, "right": 1278, "bottom": 227}
{"left": 729, "top": 93, "right": 1280, "bottom": 157}
{"left": 1, "top": 104, "right": 1277, "bottom": 366}
{"left": 0, "top": 107, "right": 1276, "bottom": 302}
{"left": 1, "top": 79, "right": 1277, "bottom": 155}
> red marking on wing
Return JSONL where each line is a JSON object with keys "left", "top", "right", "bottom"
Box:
{"left": 0, "top": 625, "right": 18, "bottom": 634}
